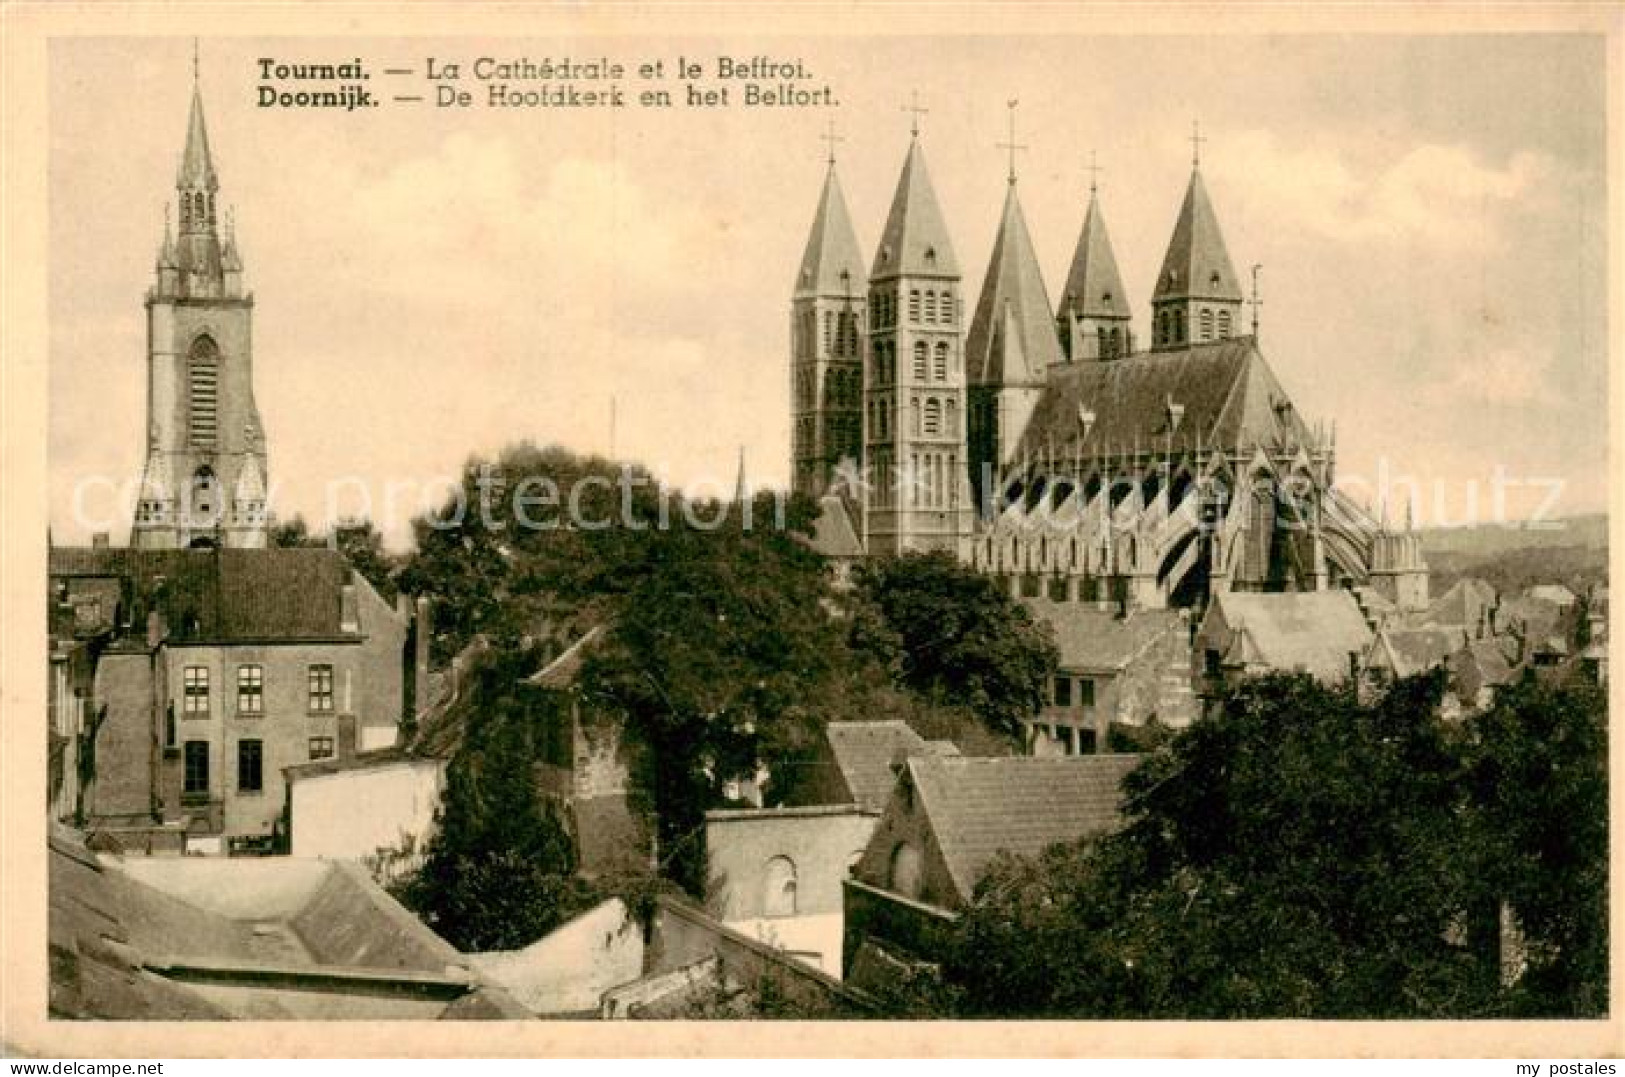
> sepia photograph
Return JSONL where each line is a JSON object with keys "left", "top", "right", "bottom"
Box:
{"left": 2, "top": 3, "right": 1617, "bottom": 1060}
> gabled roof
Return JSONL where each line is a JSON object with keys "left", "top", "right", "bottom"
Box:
{"left": 824, "top": 720, "right": 949, "bottom": 812}
{"left": 907, "top": 754, "right": 1141, "bottom": 905}
{"left": 806, "top": 494, "right": 864, "bottom": 559}
{"left": 1367, "top": 625, "right": 1468, "bottom": 678}
{"left": 49, "top": 546, "right": 368, "bottom": 643}
{"left": 966, "top": 183, "right": 1063, "bottom": 388}
{"left": 527, "top": 624, "right": 607, "bottom": 691}
{"left": 1057, "top": 195, "right": 1131, "bottom": 325}
{"left": 1152, "top": 168, "right": 1242, "bottom": 303}
{"left": 793, "top": 167, "right": 866, "bottom": 299}
{"left": 1208, "top": 589, "right": 1372, "bottom": 683}
{"left": 1415, "top": 578, "right": 1499, "bottom": 631}
{"left": 1015, "top": 337, "right": 1311, "bottom": 462}
{"left": 1021, "top": 602, "right": 1183, "bottom": 673}
{"left": 1450, "top": 636, "right": 1520, "bottom": 700}
{"left": 871, "top": 139, "right": 959, "bottom": 280}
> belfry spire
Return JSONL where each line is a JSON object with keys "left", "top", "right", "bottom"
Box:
{"left": 1150, "top": 128, "right": 1244, "bottom": 350}
{"left": 1058, "top": 156, "right": 1133, "bottom": 361}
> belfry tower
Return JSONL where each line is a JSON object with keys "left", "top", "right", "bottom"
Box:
{"left": 132, "top": 56, "right": 268, "bottom": 550}
{"left": 862, "top": 113, "right": 974, "bottom": 556}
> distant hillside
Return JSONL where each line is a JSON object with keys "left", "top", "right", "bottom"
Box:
{"left": 1420, "top": 513, "right": 1609, "bottom": 598}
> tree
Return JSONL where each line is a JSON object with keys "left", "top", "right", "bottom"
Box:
{"left": 942, "top": 669, "right": 1608, "bottom": 1018}
{"left": 400, "top": 647, "right": 598, "bottom": 951}
{"left": 850, "top": 551, "right": 1058, "bottom": 741}
{"left": 270, "top": 513, "right": 399, "bottom": 602}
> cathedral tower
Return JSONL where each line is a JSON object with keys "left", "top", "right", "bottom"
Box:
{"left": 1150, "top": 134, "right": 1244, "bottom": 352}
{"left": 1056, "top": 177, "right": 1134, "bottom": 362}
{"left": 790, "top": 151, "right": 866, "bottom": 500}
{"left": 966, "top": 167, "right": 1062, "bottom": 513}
{"left": 863, "top": 129, "right": 973, "bottom": 555}
{"left": 133, "top": 61, "right": 268, "bottom": 550}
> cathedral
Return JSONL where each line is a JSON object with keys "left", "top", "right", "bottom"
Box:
{"left": 790, "top": 121, "right": 1427, "bottom": 613}
{"left": 131, "top": 64, "right": 269, "bottom": 550}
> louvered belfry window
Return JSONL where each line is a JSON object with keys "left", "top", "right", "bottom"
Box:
{"left": 188, "top": 336, "right": 220, "bottom": 448}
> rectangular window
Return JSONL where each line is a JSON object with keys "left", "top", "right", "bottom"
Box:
{"left": 1053, "top": 676, "right": 1073, "bottom": 708}
{"left": 237, "top": 739, "right": 263, "bottom": 794}
{"left": 182, "top": 666, "right": 210, "bottom": 716}
{"left": 308, "top": 736, "right": 335, "bottom": 761}
{"left": 1079, "top": 678, "right": 1097, "bottom": 709}
{"left": 308, "top": 664, "right": 334, "bottom": 713}
{"left": 183, "top": 741, "right": 210, "bottom": 795}
{"left": 237, "top": 664, "right": 264, "bottom": 715}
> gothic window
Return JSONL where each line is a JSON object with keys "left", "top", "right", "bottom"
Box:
{"left": 1199, "top": 309, "right": 1214, "bottom": 342}
{"left": 933, "top": 341, "right": 948, "bottom": 381}
{"left": 1157, "top": 310, "right": 1169, "bottom": 346}
{"left": 911, "top": 397, "right": 922, "bottom": 436}
{"left": 188, "top": 337, "right": 220, "bottom": 448}
{"left": 940, "top": 288, "right": 953, "bottom": 325}
{"left": 1110, "top": 327, "right": 1122, "bottom": 357}
{"left": 908, "top": 289, "right": 921, "bottom": 323}
{"left": 1218, "top": 310, "right": 1232, "bottom": 339}
{"left": 924, "top": 290, "right": 937, "bottom": 324}
{"left": 822, "top": 310, "right": 833, "bottom": 353}
{"left": 762, "top": 856, "right": 798, "bottom": 917}
{"left": 913, "top": 341, "right": 928, "bottom": 381}
{"left": 1173, "top": 308, "right": 1186, "bottom": 343}
{"left": 1098, "top": 327, "right": 1108, "bottom": 357}
{"left": 946, "top": 399, "right": 958, "bottom": 436}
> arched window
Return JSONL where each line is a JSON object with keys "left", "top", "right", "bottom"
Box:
{"left": 911, "top": 397, "right": 922, "bottom": 436}
{"left": 913, "top": 341, "right": 928, "bottom": 381}
{"left": 1199, "top": 308, "right": 1214, "bottom": 342}
{"left": 933, "top": 341, "right": 948, "bottom": 381}
{"left": 190, "top": 465, "right": 218, "bottom": 524}
{"left": 1098, "top": 327, "right": 1108, "bottom": 357}
{"left": 763, "top": 856, "right": 798, "bottom": 917}
{"left": 924, "top": 290, "right": 937, "bottom": 324}
{"left": 1157, "top": 310, "right": 1169, "bottom": 345}
{"left": 946, "top": 399, "right": 958, "bottom": 436}
{"left": 1110, "top": 327, "right": 1122, "bottom": 357}
{"left": 939, "top": 289, "right": 953, "bottom": 325}
{"left": 908, "top": 289, "right": 921, "bottom": 323}
{"left": 1173, "top": 308, "right": 1185, "bottom": 343}
{"left": 924, "top": 398, "right": 942, "bottom": 436}
{"left": 188, "top": 336, "right": 219, "bottom": 448}
{"left": 822, "top": 310, "right": 834, "bottom": 352}
{"left": 889, "top": 842, "right": 923, "bottom": 899}
{"left": 1217, "top": 310, "right": 1232, "bottom": 339}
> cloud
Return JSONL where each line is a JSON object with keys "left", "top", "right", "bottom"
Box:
{"left": 1227, "top": 130, "right": 1556, "bottom": 254}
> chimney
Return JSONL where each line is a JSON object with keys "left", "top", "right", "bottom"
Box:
{"left": 340, "top": 582, "right": 359, "bottom": 634}
{"left": 413, "top": 597, "right": 432, "bottom": 722}
{"left": 337, "top": 713, "right": 358, "bottom": 762}
{"left": 92, "top": 532, "right": 110, "bottom": 550}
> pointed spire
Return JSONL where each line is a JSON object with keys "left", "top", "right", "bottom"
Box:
{"left": 872, "top": 138, "right": 960, "bottom": 279}
{"left": 156, "top": 204, "right": 177, "bottom": 269}
{"left": 966, "top": 181, "right": 1060, "bottom": 387}
{"left": 794, "top": 163, "right": 864, "bottom": 299}
{"left": 178, "top": 60, "right": 218, "bottom": 195}
{"left": 733, "top": 445, "right": 748, "bottom": 504}
{"left": 1153, "top": 164, "right": 1242, "bottom": 303}
{"left": 1058, "top": 186, "right": 1131, "bottom": 325}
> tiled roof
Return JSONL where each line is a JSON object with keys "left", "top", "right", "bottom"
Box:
{"left": 49, "top": 546, "right": 360, "bottom": 642}
{"left": 1152, "top": 168, "right": 1243, "bottom": 302}
{"left": 1057, "top": 195, "right": 1131, "bottom": 325}
{"left": 806, "top": 495, "right": 864, "bottom": 559}
{"left": 966, "top": 183, "right": 1063, "bottom": 388}
{"left": 1015, "top": 337, "right": 1312, "bottom": 463}
{"left": 1450, "top": 637, "right": 1520, "bottom": 699}
{"left": 1369, "top": 625, "right": 1469, "bottom": 678}
{"left": 793, "top": 166, "right": 866, "bottom": 299}
{"left": 908, "top": 753, "right": 1141, "bottom": 905}
{"left": 1210, "top": 589, "right": 1372, "bottom": 682}
{"left": 1415, "top": 578, "right": 1498, "bottom": 631}
{"left": 1021, "top": 601, "right": 1183, "bottom": 673}
{"left": 824, "top": 720, "right": 941, "bottom": 812}
{"left": 871, "top": 139, "right": 960, "bottom": 279}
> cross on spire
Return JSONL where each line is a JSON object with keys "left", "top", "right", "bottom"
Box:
{"left": 902, "top": 91, "right": 928, "bottom": 137}
{"left": 819, "top": 118, "right": 843, "bottom": 167}
{"left": 1189, "top": 118, "right": 1207, "bottom": 168}
{"left": 1085, "top": 149, "right": 1103, "bottom": 196}
{"left": 997, "top": 99, "right": 1028, "bottom": 185}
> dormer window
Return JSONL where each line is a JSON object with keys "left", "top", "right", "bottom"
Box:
{"left": 1210, "top": 271, "right": 1222, "bottom": 288}
{"left": 880, "top": 245, "right": 892, "bottom": 265}
{"left": 924, "top": 246, "right": 937, "bottom": 266}
{"left": 1101, "top": 291, "right": 1113, "bottom": 308}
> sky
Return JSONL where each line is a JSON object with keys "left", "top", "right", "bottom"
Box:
{"left": 48, "top": 34, "right": 1609, "bottom": 550}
